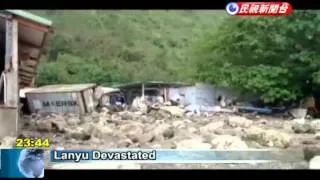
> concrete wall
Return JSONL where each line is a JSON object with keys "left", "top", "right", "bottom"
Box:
{"left": 0, "top": 107, "right": 17, "bottom": 138}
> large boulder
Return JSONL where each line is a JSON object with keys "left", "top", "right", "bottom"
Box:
{"left": 159, "top": 106, "right": 185, "bottom": 117}
{"left": 310, "top": 120, "right": 320, "bottom": 131}
{"left": 243, "top": 127, "right": 291, "bottom": 148}
{"left": 66, "top": 127, "right": 91, "bottom": 141}
{"left": 120, "top": 123, "right": 144, "bottom": 137}
{"left": 36, "top": 121, "right": 52, "bottom": 132}
{"left": 199, "top": 121, "right": 225, "bottom": 135}
{"left": 172, "top": 120, "right": 186, "bottom": 129}
{"left": 226, "top": 116, "right": 253, "bottom": 128}
{"left": 263, "top": 130, "right": 292, "bottom": 148}
{"left": 66, "top": 116, "right": 80, "bottom": 126}
{"left": 292, "top": 123, "right": 316, "bottom": 134}
{"left": 35, "top": 114, "right": 67, "bottom": 133}
{"left": 175, "top": 139, "right": 212, "bottom": 149}
{"left": 118, "top": 111, "right": 134, "bottom": 120}
{"left": 211, "top": 135, "right": 248, "bottom": 150}
{"left": 153, "top": 124, "right": 175, "bottom": 140}
{"left": 91, "top": 125, "right": 114, "bottom": 139}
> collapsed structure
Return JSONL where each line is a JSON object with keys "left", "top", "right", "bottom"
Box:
{"left": 0, "top": 10, "right": 53, "bottom": 138}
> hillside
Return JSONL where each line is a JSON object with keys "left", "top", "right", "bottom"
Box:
{"left": 30, "top": 10, "right": 227, "bottom": 86}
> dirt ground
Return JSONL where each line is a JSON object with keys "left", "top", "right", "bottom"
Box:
{"left": 3, "top": 108, "right": 320, "bottom": 169}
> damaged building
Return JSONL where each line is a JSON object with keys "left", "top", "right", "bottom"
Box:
{"left": 114, "top": 81, "right": 244, "bottom": 112}
{"left": 0, "top": 10, "right": 53, "bottom": 138}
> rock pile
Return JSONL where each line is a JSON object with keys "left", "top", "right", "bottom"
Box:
{"left": 17, "top": 109, "right": 300, "bottom": 152}
{"left": 11, "top": 108, "right": 318, "bottom": 169}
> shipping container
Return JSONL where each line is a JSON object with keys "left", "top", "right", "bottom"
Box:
{"left": 25, "top": 84, "right": 97, "bottom": 115}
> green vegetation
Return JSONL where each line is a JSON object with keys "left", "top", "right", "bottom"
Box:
{"left": 31, "top": 10, "right": 320, "bottom": 104}
{"left": 194, "top": 10, "right": 320, "bottom": 104}
{"left": 31, "top": 10, "right": 226, "bottom": 86}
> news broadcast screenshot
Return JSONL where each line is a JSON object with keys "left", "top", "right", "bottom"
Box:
{"left": 0, "top": 1, "right": 319, "bottom": 178}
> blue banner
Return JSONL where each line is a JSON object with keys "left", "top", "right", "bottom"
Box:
{"left": 0, "top": 148, "right": 45, "bottom": 178}
{"left": 50, "top": 149, "right": 283, "bottom": 163}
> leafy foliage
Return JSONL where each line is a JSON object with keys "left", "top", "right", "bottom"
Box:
{"left": 194, "top": 11, "right": 320, "bottom": 103}
{"left": 31, "top": 10, "right": 320, "bottom": 104}
{"left": 31, "top": 10, "right": 226, "bottom": 86}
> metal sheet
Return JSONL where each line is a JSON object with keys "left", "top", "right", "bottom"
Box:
{"left": 26, "top": 91, "right": 87, "bottom": 114}
{"left": 27, "top": 83, "right": 96, "bottom": 94}
{"left": 82, "top": 89, "right": 95, "bottom": 113}
{"left": 76, "top": 92, "right": 85, "bottom": 115}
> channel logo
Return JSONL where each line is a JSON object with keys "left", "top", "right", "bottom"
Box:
{"left": 226, "top": 2, "right": 240, "bottom": 15}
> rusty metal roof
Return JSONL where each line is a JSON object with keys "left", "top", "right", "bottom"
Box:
{"left": 4, "top": 10, "right": 52, "bottom": 26}
{"left": 0, "top": 10, "right": 53, "bottom": 88}
{"left": 26, "top": 84, "right": 97, "bottom": 94}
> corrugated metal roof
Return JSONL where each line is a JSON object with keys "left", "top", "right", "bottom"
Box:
{"left": 4, "top": 10, "right": 52, "bottom": 27}
{"left": 19, "top": 88, "right": 37, "bottom": 98}
{"left": 113, "top": 81, "right": 192, "bottom": 89}
{"left": 27, "top": 84, "right": 97, "bottom": 94}
{"left": 101, "top": 87, "right": 120, "bottom": 94}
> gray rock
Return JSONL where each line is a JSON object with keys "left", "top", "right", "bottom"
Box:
{"left": 292, "top": 123, "right": 315, "bottom": 134}
{"left": 226, "top": 116, "right": 253, "bottom": 128}
{"left": 211, "top": 135, "right": 248, "bottom": 149}
{"left": 175, "top": 139, "right": 211, "bottom": 149}
{"left": 36, "top": 121, "right": 52, "bottom": 132}
{"left": 303, "top": 146, "right": 320, "bottom": 161}
{"left": 200, "top": 121, "right": 225, "bottom": 135}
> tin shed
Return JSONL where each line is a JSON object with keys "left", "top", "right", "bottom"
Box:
{"left": 25, "top": 83, "right": 97, "bottom": 115}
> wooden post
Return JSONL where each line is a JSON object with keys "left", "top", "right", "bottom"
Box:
{"left": 142, "top": 84, "right": 145, "bottom": 99}
{"left": 164, "top": 88, "right": 167, "bottom": 102}
{"left": 0, "top": 17, "right": 19, "bottom": 138}
{"left": 5, "top": 18, "right": 19, "bottom": 108}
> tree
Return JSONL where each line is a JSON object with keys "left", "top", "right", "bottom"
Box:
{"left": 194, "top": 11, "right": 320, "bottom": 104}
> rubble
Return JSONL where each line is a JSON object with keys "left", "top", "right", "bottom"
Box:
{"left": 153, "top": 124, "right": 175, "bottom": 140}
{"left": 16, "top": 104, "right": 319, "bottom": 169}
{"left": 172, "top": 120, "right": 186, "bottom": 129}
{"left": 243, "top": 127, "right": 291, "bottom": 148}
{"left": 159, "top": 106, "right": 185, "bottom": 117}
{"left": 310, "top": 120, "right": 320, "bottom": 130}
{"left": 0, "top": 136, "right": 16, "bottom": 148}
{"left": 292, "top": 123, "right": 315, "bottom": 134}
{"left": 66, "top": 116, "right": 80, "bottom": 126}
{"left": 199, "top": 121, "right": 225, "bottom": 135}
{"left": 211, "top": 135, "right": 248, "bottom": 149}
{"left": 226, "top": 116, "right": 253, "bottom": 128}
{"left": 66, "top": 127, "right": 91, "bottom": 141}
{"left": 303, "top": 146, "right": 320, "bottom": 161}
{"left": 175, "top": 139, "right": 212, "bottom": 149}
{"left": 36, "top": 121, "right": 52, "bottom": 132}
